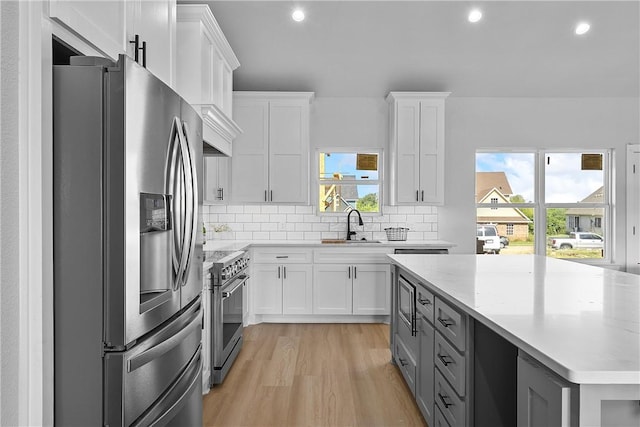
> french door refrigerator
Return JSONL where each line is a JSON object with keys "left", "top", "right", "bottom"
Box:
{"left": 53, "top": 55, "right": 203, "bottom": 426}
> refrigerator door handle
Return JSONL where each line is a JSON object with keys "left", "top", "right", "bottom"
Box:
{"left": 127, "top": 305, "right": 201, "bottom": 372}
{"left": 175, "top": 122, "right": 192, "bottom": 286}
{"left": 179, "top": 121, "right": 198, "bottom": 286}
{"left": 168, "top": 117, "right": 185, "bottom": 290}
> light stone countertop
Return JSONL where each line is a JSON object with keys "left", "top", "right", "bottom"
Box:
{"left": 388, "top": 253, "right": 640, "bottom": 385}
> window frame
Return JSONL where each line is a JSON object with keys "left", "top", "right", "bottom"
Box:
{"left": 476, "top": 149, "right": 613, "bottom": 264}
{"left": 314, "top": 148, "right": 384, "bottom": 215}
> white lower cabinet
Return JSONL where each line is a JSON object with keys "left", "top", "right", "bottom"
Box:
{"left": 313, "top": 263, "right": 389, "bottom": 315}
{"left": 517, "top": 352, "right": 576, "bottom": 427}
{"left": 252, "top": 263, "right": 312, "bottom": 315}
{"left": 252, "top": 264, "right": 282, "bottom": 314}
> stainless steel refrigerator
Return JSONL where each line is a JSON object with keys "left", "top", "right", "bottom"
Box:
{"left": 53, "top": 55, "right": 203, "bottom": 426}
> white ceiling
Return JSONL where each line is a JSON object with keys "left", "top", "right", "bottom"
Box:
{"left": 194, "top": 1, "right": 639, "bottom": 98}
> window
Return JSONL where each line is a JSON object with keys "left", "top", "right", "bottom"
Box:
{"left": 476, "top": 150, "right": 611, "bottom": 262}
{"left": 317, "top": 151, "right": 381, "bottom": 213}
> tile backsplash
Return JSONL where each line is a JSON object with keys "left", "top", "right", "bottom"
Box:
{"left": 202, "top": 205, "right": 438, "bottom": 241}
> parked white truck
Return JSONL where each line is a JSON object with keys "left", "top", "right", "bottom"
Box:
{"left": 548, "top": 232, "right": 604, "bottom": 249}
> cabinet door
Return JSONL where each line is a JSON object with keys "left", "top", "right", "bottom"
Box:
{"left": 252, "top": 264, "right": 282, "bottom": 314}
{"left": 282, "top": 264, "right": 313, "bottom": 315}
{"left": 517, "top": 354, "right": 575, "bottom": 427}
{"left": 231, "top": 100, "right": 269, "bottom": 203}
{"left": 352, "top": 264, "right": 390, "bottom": 315}
{"left": 49, "top": 0, "right": 128, "bottom": 60}
{"left": 395, "top": 100, "right": 421, "bottom": 204}
{"left": 269, "top": 100, "right": 309, "bottom": 203}
{"left": 313, "top": 264, "right": 352, "bottom": 315}
{"left": 128, "top": 0, "right": 176, "bottom": 88}
{"left": 204, "top": 156, "right": 229, "bottom": 203}
{"left": 416, "top": 316, "right": 435, "bottom": 427}
{"left": 418, "top": 100, "right": 444, "bottom": 204}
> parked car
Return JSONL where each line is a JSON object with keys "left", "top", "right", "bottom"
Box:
{"left": 548, "top": 232, "right": 604, "bottom": 250}
{"left": 477, "top": 224, "right": 500, "bottom": 254}
{"left": 499, "top": 236, "right": 509, "bottom": 248}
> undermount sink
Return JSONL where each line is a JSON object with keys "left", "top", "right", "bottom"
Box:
{"left": 321, "top": 239, "right": 382, "bottom": 244}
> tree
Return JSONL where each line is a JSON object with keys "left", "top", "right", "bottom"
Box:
{"left": 356, "top": 193, "right": 378, "bottom": 212}
{"left": 510, "top": 194, "right": 534, "bottom": 233}
{"left": 546, "top": 209, "right": 567, "bottom": 235}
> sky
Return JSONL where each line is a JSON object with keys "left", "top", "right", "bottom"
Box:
{"left": 321, "top": 152, "right": 379, "bottom": 198}
{"left": 476, "top": 152, "right": 604, "bottom": 203}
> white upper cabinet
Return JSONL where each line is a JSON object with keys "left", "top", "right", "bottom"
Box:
{"left": 231, "top": 92, "right": 314, "bottom": 204}
{"left": 387, "top": 92, "right": 450, "bottom": 205}
{"left": 49, "top": 0, "right": 176, "bottom": 88}
{"left": 176, "top": 4, "right": 241, "bottom": 157}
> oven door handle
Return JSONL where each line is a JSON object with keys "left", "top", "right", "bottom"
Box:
{"left": 222, "top": 274, "right": 249, "bottom": 299}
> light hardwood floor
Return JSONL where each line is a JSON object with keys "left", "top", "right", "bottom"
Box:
{"left": 203, "top": 323, "right": 427, "bottom": 427}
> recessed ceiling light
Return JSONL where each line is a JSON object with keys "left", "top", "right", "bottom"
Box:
{"left": 292, "top": 9, "right": 305, "bottom": 22}
{"left": 468, "top": 9, "right": 482, "bottom": 23}
{"left": 575, "top": 22, "right": 590, "bottom": 35}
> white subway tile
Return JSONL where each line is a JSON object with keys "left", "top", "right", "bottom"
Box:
{"left": 286, "top": 232, "right": 304, "bottom": 240}
{"left": 424, "top": 231, "right": 438, "bottom": 240}
{"left": 377, "top": 215, "right": 391, "bottom": 223}
{"left": 269, "top": 214, "right": 286, "bottom": 223}
{"left": 383, "top": 206, "right": 398, "bottom": 214}
{"left": 283, "top": 223, "right": 295, "bottom": 232}
{"left": 295, "top": 205, "right": 313, "bottom": 214}
{"left": 295, "top": 223, "right": 313, "bottom": 232}
{"left": 373, "top": 231, "right": 387, "bottom": 241}
{"left": 431, "top": 223, "right": 438, "bottom": 232}
{"left": 286, "top": 214, "right": 304, "bottom": 223}
{"left": 364, "top": 222, "right": 381, "bottom": 232}
{"left": 321, "top": 231, "right": 340, "bottom": 239}
{"left": 329, "top": 222, "right": 347, "bottom": 232}
{"left": 320, "top": 216, "right": 338, "bottom": 223}
{"left": 209, "top": 205, "right": 227, "bottom": 214}
{"left": 261, "top": 205, "right": 278, "bottom": 214}
{"left": 423, "top": 214, "right": 438, "bottom": 223}
{"left": 261, "top": 223, "right": 277, "bottom": 231}
{"left": 414, "top": 205, "right": 433, "bottom": 214}
{"left": 406, "top": 214, "right": 423, "bottom": 223}
{"left": 226, "top": 205, "right": 244, "bottom": 214}
{"left": 235, "top": 231, "right": 253, "bottom": 240}
{"left": 252, "top": 214, "right": 270, "bottom": 222}
{"left": 270, "top": 231, "right": 287, "bottom": 240}
{"left": 253, "top": 232, "right": 270, "bottom": 240}
{"left": 278, "top": 206, "right": 295, "bottom": 214}
{"left": 230, "top": 223, "right": 243, "bottom": 231}
{"left": 244, "top": 223, "right": 261, "bottom": 231}
{"left": 397, "top": 206, "right": 415, "bottom": 214}
{"left": 303, "top": 214, "right": 321, "bottom": 223}
{"left": 235, "top": 214, "right": 253, "bottom": 222}
{"left": 218, "top": 213, "right": 235, "bottom": 222}
{"left": 304, "top": 231, "right": 321, "bottom": 240}
{"left": 390, "top": 214, "right": 407, "bottom": 223}
{"left": 244, "top": 205, "right": 262, "bottom": 214}
{"left": 206, "top": 214, "right": 218, "bottom": 224}
{"left": 312, "top": 223, "right": 330, "bottom": 232}
{"left": 410, "top": 222, "right": 432, "bottom": 232}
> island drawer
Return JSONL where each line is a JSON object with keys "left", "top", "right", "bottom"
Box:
{"left": 395, "top": 336, "right": 416, "bottom": 396}
{"left": 416, "top": 285, "right": 435, "bottom": 325}
{"left": 435, "top": 298, "right": 466, "bottom": 352}
{"left": 434, "top": 404, "right": 452, "bottom": 427}
{"left": 435, "top": 369, "right": 466, "bottom": 427}
{"left": 435, "top": 331, "right": 466, "bottom": 396}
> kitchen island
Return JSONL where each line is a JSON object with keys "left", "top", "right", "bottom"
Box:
{"left": 388, "top": 254, "right": 640, "bottom": 427}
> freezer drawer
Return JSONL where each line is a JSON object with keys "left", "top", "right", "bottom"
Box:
{"left": 104, "top": 299, "right": 202, "bottom": 426}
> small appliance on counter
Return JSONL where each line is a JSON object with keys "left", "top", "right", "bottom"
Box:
{"left": 203, "top": 250, "right": 250, "bottom": 386}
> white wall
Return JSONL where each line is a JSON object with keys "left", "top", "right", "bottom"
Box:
{"left": 441, "top": 97, "right": 639, "bottom": 261}
{"left": 1, "top": 1, "right": 20, "bottom": 425}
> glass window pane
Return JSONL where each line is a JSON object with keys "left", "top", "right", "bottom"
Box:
{"left": 546, "top": 208, "right": 605, "bottom": 259}
{"left": 319, "top": 185, "right": 379, "bottom": 213}
{"left": 476, "top": 153, "right": 535, "bottom": 202}
{"left": 319, "top": 152, "right": 379, "bottom": 180}
{"left": 476, "top": 208, "right": 534, "bottom": 255}
{"left": 545, "top": 152, "right": 604, "bottom": 203}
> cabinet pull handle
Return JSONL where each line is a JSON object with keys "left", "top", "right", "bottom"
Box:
{"left": 129, "top": 34, "right": 140, "bottom": 63}
{"left": 421, "top": 190, "right": 424, "bottom": 201}
{"left": 264, "top": 190, "right": 267, "bottom": 202}
{"left": 417, "top": 296, "right": 431, "bottom": 306}
{"left": 277, "top": 266, "right": 281, "bottom": 279}
{"left": 275, "top": 255, "right": 289, "bottom": 259}
{"left": 438, "top": 392, "right": 453, "bottom": 409}
{"left": 141, "top": 40, "right": 147, "bottom": 68}
{"left": 354, "top": 266, "right": 357, "bottom": 279}
{"left": 437, "top": 354, "right": 452, "bottom": 366}
{"left": 220, "top": 188, "right": 224, "bottom": 200}
{"left": 416, "top": 190, "right": 419, "bottom": 201}
{"left": 270, "top": 190, "right": 273, "bottom": 201}
{"left": 283, "top": 266, "right": 286, "bottom": 279}
{"left": 438, "top": 317, "right": 453, "bottom": 328}
{"left": 348, "top": 266, "right": 351, "bottom": 279}
{"left": 398, "top": 357, "right": 408, "bottom": 367}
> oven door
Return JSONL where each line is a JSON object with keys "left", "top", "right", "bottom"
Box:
{"left": 214, "top": 273, "right": 249, "bottom": 370}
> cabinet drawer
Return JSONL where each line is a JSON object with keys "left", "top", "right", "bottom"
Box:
{"left": 416, "top": 286, "right": 435, "bottom": 324}
{"left": 435, "top": 331, "right": 466, "bottom": 396}
{"left": 397, "top": 311, "right": 418, "bottom": 360}
{"left": 252, "top": 248, "right": 312, "bottom": 264}
{"left": 395, "top": 336, "right": 416, "bottom": 397}
{"left": 313, "top": 247, "right": 391, "bottom": 264}
{"left": 435, "top": 369, "right": 466, "bottom": 427}
{"left": 434, "top": 405, "right": 452, "bottom": 427}
{"left": 435, "top": 298, "right": 466, "bottom": 352}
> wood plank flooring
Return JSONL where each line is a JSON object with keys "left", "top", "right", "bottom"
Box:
{"left": 203, "top": 323, "right": 427, "bottom": 427}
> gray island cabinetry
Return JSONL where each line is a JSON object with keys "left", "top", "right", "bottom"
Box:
{"left": 389, "top": 254, "right": 640, "bottom": 427}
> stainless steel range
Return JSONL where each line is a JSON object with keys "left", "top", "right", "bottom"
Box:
{"left": 204, "top": 250, "right": 250, "bottom": 385}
